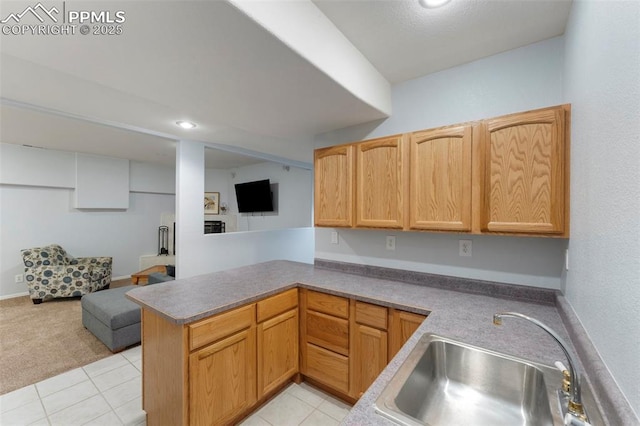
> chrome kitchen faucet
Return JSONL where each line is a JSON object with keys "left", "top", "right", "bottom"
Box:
{"left": 493, "top": 312, "right": 588, "bottom": 423}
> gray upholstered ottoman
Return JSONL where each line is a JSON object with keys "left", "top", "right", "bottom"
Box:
{"left": 147, "top": 272, "right": 174, "bottom": 284}
{"left": 81, "top": 285, "right": 141, "bottom": 352}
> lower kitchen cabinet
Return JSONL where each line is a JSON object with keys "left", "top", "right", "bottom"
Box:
{"left": 141, "top": 287, "right": 427, "bottom": 425}
{"left": 256, "top": 288, "right": 299, "bottom": 399}
{"left": 350, "top": 301, "right": 389, "bottom": 398}
{"left": 389, "top": 309, "right": 427, "bottom": 359}
{"left": 300, "top": 289, "right": 351, "bottom": 395}
{"left": 305, "top": 342, "right": 350, "bottom": 394}
{"left": 189, "top": 327, "right": 256, "bottom": 425}
{"left": 257, "top": 308, "right": 299, "bottom": 398}
{"left": 142, "top": 294, "right": 291, "bottom": 426}
{"left": 351, "top": 323, "right": 388, "bottom": 398}
{"left": 300, "top": 290, "right": 427, "bottom": 401}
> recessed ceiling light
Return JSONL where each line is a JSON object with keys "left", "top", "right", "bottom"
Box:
{"left": 176, "top": 120, "right": 197, "bottom": 129}
{"left": 419, "top": 0, "right": 451, "bottom": 8}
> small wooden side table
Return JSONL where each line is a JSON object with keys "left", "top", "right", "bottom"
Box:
{"left": 131, "top": 265, "right": 167, "bottom": 285}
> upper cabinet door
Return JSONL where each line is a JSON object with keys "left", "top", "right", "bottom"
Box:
{"left": 480, "top": 106, "right": 567, "bottom": 235}
{"left": 355, "top": 135, "right": 407, "bottom": 229}
{"left": 314, "top": 145, "right": 354, "bottom": 227}
{"left": 409, "top": 125, "right": 472, "bottom": 231}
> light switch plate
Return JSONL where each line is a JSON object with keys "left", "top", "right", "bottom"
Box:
{"left": 331, "top": 231, "right": 339, "bottom": 245}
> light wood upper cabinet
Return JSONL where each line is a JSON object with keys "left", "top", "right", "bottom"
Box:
{"left": 313, "top": 104, "right": 570, "bottom": 238}
{"left": 314, "top": 145, "right": 354, "bottom": 227}
{"left": 479, "top": 106, "right": 568, "bottom": 235}
{"left": 355, "top": 134, "right": 408, "bottom": 229}
{"left": 410, "top": 125, "right": 472, "bottom": 231}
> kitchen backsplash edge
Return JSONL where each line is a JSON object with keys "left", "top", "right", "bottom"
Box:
{"left": 314, "top": 258, "right": 557, "bottom": 305}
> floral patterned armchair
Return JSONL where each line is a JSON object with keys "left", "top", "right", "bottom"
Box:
{"left": 21, "top": 244, "right": 112, "bottom": 304}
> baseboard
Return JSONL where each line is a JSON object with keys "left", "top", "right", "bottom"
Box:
{"left": 1, "top": 277, "right": 131, "bottom": 300}
{"left": 0, "top": 291, "right": 29, "bottom": 300}
{"left": 112, "top": 275, "right": 131, "bottom": 281}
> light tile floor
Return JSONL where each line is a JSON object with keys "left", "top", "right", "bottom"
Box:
{"left": 0, "top": 345, "right": 352, "bottom": 426}
{"left": 1, "top": 346, "right": 144, "bottom": 426}
{"left": 240, "top": 382, "right": 352, "bottom": 426}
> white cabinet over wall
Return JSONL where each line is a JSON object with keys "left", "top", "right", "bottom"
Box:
{"left": 75, "top": 153, "right": 130, "bottom": 209}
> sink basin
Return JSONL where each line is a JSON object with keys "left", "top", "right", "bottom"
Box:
{"left": 375, "top": 334, "right": 564, "bottom": 426}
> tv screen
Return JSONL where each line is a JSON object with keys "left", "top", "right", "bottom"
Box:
{"left": 235, "top": 179, "right": 274, "bottom": 213}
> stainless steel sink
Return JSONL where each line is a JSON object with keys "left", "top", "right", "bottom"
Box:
{"left": 375, "top": 334, "right": 567, "bottom": 426}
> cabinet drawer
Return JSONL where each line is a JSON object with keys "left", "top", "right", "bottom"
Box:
{"left": 355, "top": 301, "right": 387, "bottom": 330}
{"left": 307, "top": 290, "right": 349, "bottom": 318}
{"left": 306, "top": 310, "right": 349, "bottom": 356}
{"left": 305, "top": 343, "right": 349, "bottom": 394}
{"left": 257, "top": 288, "right": 298, "bottom": 323}
{"left": 189, "top": 304, "right": 255, "bottom": 351}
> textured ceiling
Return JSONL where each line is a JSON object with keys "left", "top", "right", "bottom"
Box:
{"left": 313, "top": 0, "right": 572, "bottom": 83}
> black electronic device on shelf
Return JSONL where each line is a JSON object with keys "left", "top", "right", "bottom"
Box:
{"left": 204, "top": 220, "right": 225, "bottom": 234}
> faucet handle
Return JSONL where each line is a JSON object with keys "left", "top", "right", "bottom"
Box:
{"left": 555, "top": 361, "right": 571, "bottom": 394}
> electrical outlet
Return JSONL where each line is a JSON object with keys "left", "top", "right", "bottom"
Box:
{"left": 459, "top": 240, "right": 472, "bottom": 257}
{"left": 331, "top": 231, "right": 339, "bottom": 245}
{"left": 565, "top": 249, "right": 569, "bottom": 271}
{"left": 386, "top": 236, "right": 396, "bottom": 251}
{"left": 15, "top": 274, "right": 24, "bottom": 283}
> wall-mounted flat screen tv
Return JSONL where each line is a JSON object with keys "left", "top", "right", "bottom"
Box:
{"left": 235, "top": 179, "right": 274, "bottom": 213}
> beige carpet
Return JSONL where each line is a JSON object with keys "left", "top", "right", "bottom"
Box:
{"left": 0, "top": 279, "right": 133, "bottom": 395}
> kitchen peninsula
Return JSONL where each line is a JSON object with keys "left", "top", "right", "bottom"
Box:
{"left": 126, "top": 260, "right": 627, "bottom": 426}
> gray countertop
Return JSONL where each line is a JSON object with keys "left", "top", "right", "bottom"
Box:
{"left": 124, "top": 260, "right": 602, "bottom": 425}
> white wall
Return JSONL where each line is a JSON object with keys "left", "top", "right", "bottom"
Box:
{"left": 316, "top": 36, "right": 564, "bottom": 148}
{"left": 317, "top": 230, "right": 566, "bottom": 289}
{"left": 205, "top": 167, "right": 232, "bottom": 212}
{"left": 0, "top": 144, "right": 176, "bottom": 298}
{"left": 175, "top": 140, "right": 314, "bottom": 279}
{"left": 0, "top": 144, "right": 75, "bottom": 188}
{"left": 75, "top": 153, "right": 129, "bottom": 209}
{"left": 315, "top": 36, "right": 567, "bottom": 289}
{"left": 130, "top": 161, "right": 175, "bottom": 194}
{"left": 562, "top": 0, "right": 640, "bottom": 415}
{"left": 205, "top": 162, "right": 312, "bottom": 233}
{"left": 0, "top": 187, "right": 175, "bottom": 297}
{"left": 229, "top": 162, "right": 312, "bottom": 232}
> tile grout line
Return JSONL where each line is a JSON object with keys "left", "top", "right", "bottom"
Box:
{"left": 34, "top": 385, "right": 48, "bottom": 426}
{"left": 0, "top": 349, "right": 142, "bottom": 426}
{"left": 9, "top": 353, "right": 351, "bottom": 426}
{"left": 85, "top": 351, "right": 142, "bottom": 425}
{"left": 48, "top": 350, "right": 141, "bottom": 426}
